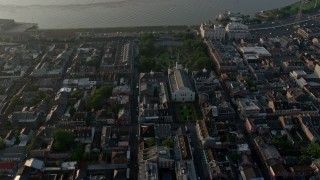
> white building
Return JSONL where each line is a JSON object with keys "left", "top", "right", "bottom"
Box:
{"left": 225, "top": 22, "right": 250, "bottom": 40}
{"left": 78, "top": 78, "right": 96, "bottom": 90}
{"left": 168, "top": 63, "right": 195, "bottom": 102}
{"left": 63, "top": 78, "right": 96, "bottom": 90}
{"left": 240, "top": 46, "right": 271, "bottom": 58}
{"left": 200, "top": 23, "right": 226, "bottom": 40}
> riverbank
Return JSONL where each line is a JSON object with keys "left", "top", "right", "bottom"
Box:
{"left": 256, "top": 0, "right": 320, "bottom": 20}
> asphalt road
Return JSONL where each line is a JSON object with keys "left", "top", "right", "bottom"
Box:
{"left": 129, "top": 42, "right": 139, "bottom": 180}
{"left": 187, "top": 124, "right": 210, "bottom": 180}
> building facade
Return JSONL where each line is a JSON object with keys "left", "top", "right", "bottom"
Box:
{"left": 225, "top": 22, "right": 250, "bottom": 40}
{"left": 168, "top": 63, "right": 195, "bottom": 102}
{"left": 200, "top": 23, "right": 226, "bottom": 40}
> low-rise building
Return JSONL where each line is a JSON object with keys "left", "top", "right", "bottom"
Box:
{"left": 0, "top": 161, "right": 17, "bottom": 174}
{"left": 24, "top": 158, "right": 44, "bottom": 172}
{"left": 8, "top": 111, "right": 41, "bottom": 127}
{"left": 73, "top": 127, "right": 95, "bottom": 144}
{"left": 245, "top": 118, "right": 269, "bottom": 134}
{"left": 196, "top": 120, "right": 215, "bottom": 147}
{"left": 192, "top": 68, "right": 220, "bottom": 95}
{"left": 138, "top": 146, "right": 174, "bottom": 180}
{"left": 175, "top": 134, "right": 197, "bottom": 180}
{"left": 237, "top": 98, "right": 261, "bottom": 118}
{"left": 138, "top": 71, "right": 172, "bottom": 123}
{"left": 0, "top": 146, "right": 26, "bottom": 161}
{"left": 200, "top": 23, "right": 226, "bottom": 40}
{"left": 4, "top": 130, "right": 16, "bottom": 146}
{"left": 240, "top": 165, "right": 264, "bottom": 180}
{"left": 225, "top": 22, "right": 250, "bottom": 40}
{"left": 19, "top": 127, "right": 33, "bottom": 141}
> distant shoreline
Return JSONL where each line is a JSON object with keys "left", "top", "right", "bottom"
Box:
{"left": 2, "top": 1, "right": 304, "bottom": 33}
{"left": 27, "top": 25, "right": 198, "bottom": 33}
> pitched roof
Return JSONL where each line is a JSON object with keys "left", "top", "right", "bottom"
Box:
{"left": 24, "top": 158, "right": 44, "bottom": 171}
{"left": 111, "top": 151, "right": 127, "bottom": 162}
{"left": 169, "top": 69, "right": 193, "bottom": 93}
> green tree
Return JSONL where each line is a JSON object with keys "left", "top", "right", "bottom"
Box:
{"left": 139, "top": 34, "right": 154, "bottom": 57}
{"left": 145, "top": 137, "right": 156, "bottom": 147}
{"left": 44, "top": 95, "right": 51, "bottom": 103}
{"left": 71, "top": 89, "right": 82, "bottom": 99}
{"left": 11, "top": 95, "right": 23, "bottom": 106}
{"left": 300, "top": 142, "right": 320, "bottom": 164}
{"left": 71, "top": 143, "right": 84, "bottom": 161}
{"left": 138, "top": 55, "right": 155, "bottom": 72}
{"left": 87, "top": 87, "right": 113, "bottom": 109}
{"left": 307, "top": 142, "right": 320, "bottom": 159}
{"left": 161, "top": 138, "right": 174, "bottom": 148}
{"left": 195, "top": 57, "right": 211, "bottom": 70}
{"left": 37, "top": 90, "right": 46, "bottom": 99}
{"left": 53, "top": 129, "right": 75, "bottom": 152}
{"left": 0, "top": 137, "right": 5, "bottom": 150}
{"left": 86, "top": 59, "right": 100, "bottom": 68}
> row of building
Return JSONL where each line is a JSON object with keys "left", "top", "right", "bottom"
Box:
{"left": 200, "top": 22, "right": 250, "bottom": 40}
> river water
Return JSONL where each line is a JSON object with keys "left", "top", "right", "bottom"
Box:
{"left": 0, "top": 0, "right": 298, "bottom": 29}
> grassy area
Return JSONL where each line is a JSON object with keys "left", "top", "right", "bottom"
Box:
{"left": 175, "top": 103, "right": 197, "bottom": 122}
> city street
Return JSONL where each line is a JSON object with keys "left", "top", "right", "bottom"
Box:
{"left": 187, "top": 124, "right": 209, "bottom": 180}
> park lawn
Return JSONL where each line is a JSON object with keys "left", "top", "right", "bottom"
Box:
{"left": 175, "top": 103, "right": 197, "bottom": 122}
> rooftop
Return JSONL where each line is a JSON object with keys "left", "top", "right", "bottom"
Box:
{"left": 177, "top": 135, "right": 192, "bottom": 160}
{"left": 169, "top": 69, "right": 193, "bottom": 93}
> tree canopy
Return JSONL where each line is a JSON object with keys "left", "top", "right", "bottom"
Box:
{"left": 71, "top": 89, "right": 82, "bottom": 99}
{"left": 305, "top": 142, "right": 320, "bottom": 159}
{"left": 138, "top": 32, "right": 211, "bottom": 72}
{"left": 161, "top": 138, "right": 174, "bottom": 148}
{"left": 299, "top": 142, "right": 320, "bottom": 164}
{"left": 145, "top": 137, "right": 156, "bottom": 147}
{"left": 0, "top": 137, "right": 5, "bottom": 150}
{"left": 71, "top": 143, "right": 84, "bottom": 161}
{"left": 87, "top": 87, "right": 113, "bottom": 109}
{"left": 86, "top": 59, "right": 100, "bottom": 68}
{"left": 53, "top": 129, "right": 75, "bottom": 152}
{"left": 138, "top": 34, "right": 155, "bottom": 72}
